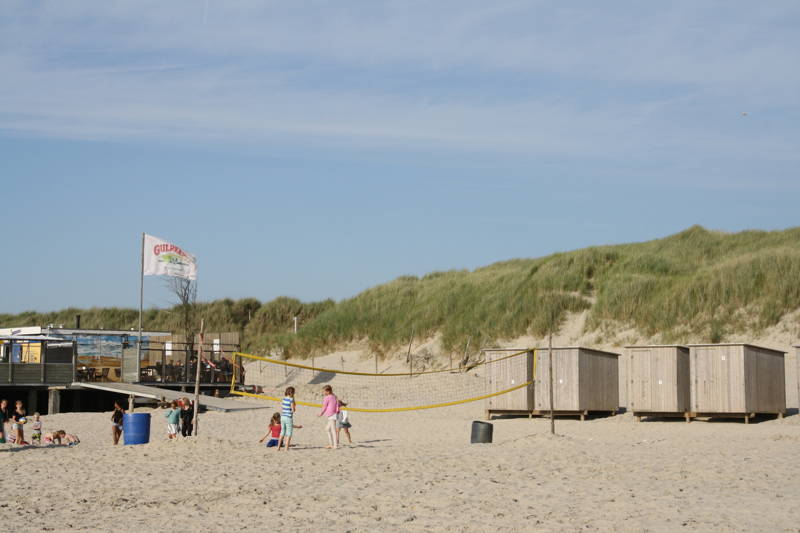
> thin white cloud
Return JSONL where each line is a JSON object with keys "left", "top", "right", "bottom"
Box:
{"left": 0, "top": 1, "right": 798, "bottom": 164}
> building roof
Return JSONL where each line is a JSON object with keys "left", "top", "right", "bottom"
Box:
{"left": 0, "top": 326, "right": 171, "bottom": 337}
{"left": 534, "top": 346, "right": 620, "bottom": 356}
{"left": 625, "top": 345, "right": 689, "bottom": 349}
{"left": 687, "top": 343, "right": 786, "bottom": 354}
{"left": 45, "top": 328, "right": 171, "bottom": 337}
{"left": 0, "top": 335, "right": 71, "bottom": 342}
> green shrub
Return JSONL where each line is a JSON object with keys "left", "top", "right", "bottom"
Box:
{"left": 2, "top": 226, "right": 798, "bottom": 357}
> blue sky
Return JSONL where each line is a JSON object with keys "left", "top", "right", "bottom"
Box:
{"left": 1, "top": 1, "right": 798, "bottom": 313}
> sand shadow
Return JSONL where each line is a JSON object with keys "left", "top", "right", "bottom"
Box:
{"left": 279, "top": 439, "right": 390, "bottom": 451}
{"left": 637, "top": 416, "right": 689, "bottom": 423}
{"left": 308, "top": 371, "right": 336, "bottom": 384}
{"left": 1, "top": 444, "right": 71, "bottom": 453}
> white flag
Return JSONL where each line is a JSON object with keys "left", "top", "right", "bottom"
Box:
{"left": 142, "top": 234, "right": 197, "bottom": 280}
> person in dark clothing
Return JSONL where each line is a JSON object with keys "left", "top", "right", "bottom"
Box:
{"left": 111, "top": 400, "right": 125, "bottom": 445}
{"left": 180, "top": 397, "right": 194, "bottom": 437}
{"left": 0, "top": 398, "right": 8, "bottom": 443}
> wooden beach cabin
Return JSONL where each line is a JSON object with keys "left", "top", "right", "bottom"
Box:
{"left": 626, "top": 345, "right": 691, "bottom": 421}
{"left": 484, "top": 349, "right": 534, "bottom": 419}
{"left": 688, "top": 344, "right": 786, "bottom": 423}
{"left": 533, "top": 347, "right": 619, "bottom": 420}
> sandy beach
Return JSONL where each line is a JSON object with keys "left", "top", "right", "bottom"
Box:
{"left": 3, "top": 396, "right": 800, "bottom": 532}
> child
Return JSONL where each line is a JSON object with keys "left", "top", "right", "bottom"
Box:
{"left": 259, "top": 412, "right": 282, "bottom": 448}
{"left": 180, "top": 398, "right": 194, "bottom": 437}
{"left": 165, "top": 401, "right": 180, "bottom": 439}
{"left": 279, "top": 387, "right": 296, "bottom": 451}
{"left": 111, "top": 400, "right": 125, "bottom": 445}
{"left": 63, "top": 432, "right": 80, "bottom": 446}
{"left": 318, "top": 385, "right": 340, "bottom": 450}
{"left": 43, "top": 429, "right": 66, "bottom": 445}
{"left": 30, "top": 413, "right": 43, "bottom": 445}
{"left": 11, "top": 400, "right": 27, "bottom": 445}
{"left": 336, "top": 400, "right": 352, "bottom": 445}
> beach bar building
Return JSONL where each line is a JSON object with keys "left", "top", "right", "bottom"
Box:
{"left": 484, "top": 348, "right": 535, "bottom": 419}
{"left": 0, "top": 325, "right": 242, "bottom": 414}
{"left": 626, "top": 345, "right": 691, "bottom": 421}
{"left": 688, "top": 343, "right": 786, "bottom": 423}
{"left": 534, "top": 347, "right": 619, "bottom": 420}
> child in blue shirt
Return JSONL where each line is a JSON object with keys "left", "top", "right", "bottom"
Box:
{"left": 165, "top": 401, "right": 181, "bottom": 439}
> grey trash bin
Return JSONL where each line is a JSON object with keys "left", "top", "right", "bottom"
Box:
{"left": 470, "top": 420, "right": 493, "bottom": 443}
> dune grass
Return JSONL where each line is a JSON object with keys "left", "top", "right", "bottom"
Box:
{"left": 2, "top": 226, "right": 799, "bottom": 357}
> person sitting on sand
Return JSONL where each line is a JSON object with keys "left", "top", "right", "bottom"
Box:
{"left": 335, "top": 400, "right": 352, "bottom": 445}
{"left": 43, "top": 430, "right": 66, "bottom": 445}
{"left": 318, "top": 385, "right": 340, "bottom": 450}
{"left": 43, "top": 430, "right": 79, "bottom": 446}
{"left": 30, "top": 413, "right": 43, "bottom": 445}
{"left": 279, "top": 387, "right": 296, "bottom": 451}
{"left": 259, "top": 412, "right": 282, "bottom": 448}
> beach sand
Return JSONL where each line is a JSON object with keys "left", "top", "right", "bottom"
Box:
{"left": 3, "top": 398, "right": 800, "bottom": 532}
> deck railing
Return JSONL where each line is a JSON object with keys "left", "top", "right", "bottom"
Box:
{"left": 0, "top": 363, "right": 75, "bottom": 385}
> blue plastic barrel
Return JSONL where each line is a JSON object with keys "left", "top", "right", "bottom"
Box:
{"left": 123, "top": 413, "right": 151, "bottom": 445}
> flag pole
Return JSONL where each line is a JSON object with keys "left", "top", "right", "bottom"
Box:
{"left": 192, "top": 318, "right": 204, "bottom": 436}
{"left": 137, "top": 232, "right": 145, "bottom": 384}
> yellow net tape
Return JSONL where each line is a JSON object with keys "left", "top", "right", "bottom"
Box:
{"left": 229, "top": 349, "right": 536, "bottom": 413}
{"left": 231, "top": 348, "right": 532, "bottom": 377}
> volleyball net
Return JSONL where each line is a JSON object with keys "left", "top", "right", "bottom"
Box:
{"left": 229, "top": 349, "right": 534, "bottom": 412}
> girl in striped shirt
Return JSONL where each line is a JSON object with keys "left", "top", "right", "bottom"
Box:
{"left": 279, "top": 387, "right": 296, "bottom": 451}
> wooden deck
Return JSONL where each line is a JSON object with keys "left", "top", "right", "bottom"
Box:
{"left": 71, "top": 382, "right": 268, "bottom": 412}
{"left": 487, "top": 409, "right": 617, "bottom": 421}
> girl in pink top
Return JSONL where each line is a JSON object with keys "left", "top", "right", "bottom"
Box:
{"left": 318, "top": 385, "right": 340, "bottom": 449}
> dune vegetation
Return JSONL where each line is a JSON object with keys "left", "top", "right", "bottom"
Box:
{"left": 2, "top": 226, "right": 799, "bottom": 358}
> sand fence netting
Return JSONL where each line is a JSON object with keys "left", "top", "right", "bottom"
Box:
{"left": 230, "top": 349, "right": 533, "bottom": 412}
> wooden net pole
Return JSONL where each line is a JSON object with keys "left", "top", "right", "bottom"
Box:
{"left": 192, "top": 318, "right": 204, "bottom": 436}
{"left": 548, "top": 331, "right": 555, "bottom": 435}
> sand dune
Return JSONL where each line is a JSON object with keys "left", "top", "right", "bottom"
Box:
{"left": 3, "top": 396, "right": 800, "bottom": 532}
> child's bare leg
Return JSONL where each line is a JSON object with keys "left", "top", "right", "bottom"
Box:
{"left": 344, "top": 428, "right": 352, "bottom": 444}
{"left": 284, "top": 436, "right": 292, "bottom": 451}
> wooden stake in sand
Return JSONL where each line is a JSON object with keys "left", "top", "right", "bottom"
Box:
{"left": 192, "top": 318, "right": 204, "bottom": 436}
{"left": 406, "top": 326, "right": 415, "bottom": 376}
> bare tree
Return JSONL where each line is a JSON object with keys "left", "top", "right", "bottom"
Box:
{"left": 167, "top": 277, "right": 198, "bottom": 341}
